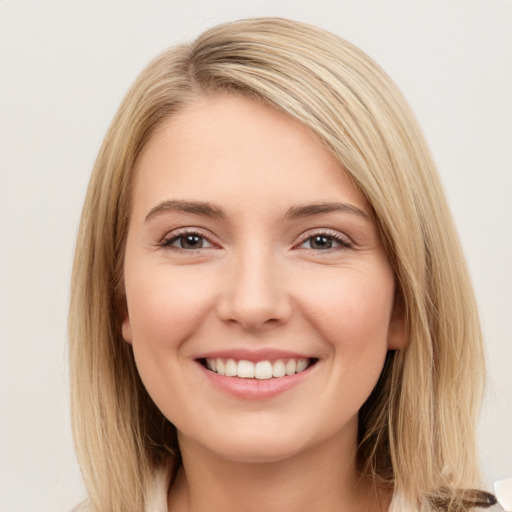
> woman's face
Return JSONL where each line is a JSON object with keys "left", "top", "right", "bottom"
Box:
{"left": 122, "top": 94, "right": 404, "bottom": 463}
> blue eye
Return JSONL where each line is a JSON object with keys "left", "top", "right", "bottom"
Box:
{"left": 162, "top": 231, "right": 214, "bottom": 250}
{"left": 301, "top": 233, "right": 352, "bottom": 250}
{"left": 160, "top": 229, "right": 351, "bottom": 251}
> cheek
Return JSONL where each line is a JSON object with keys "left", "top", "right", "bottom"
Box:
{"left": 298, "top": 266, "right": 395, "bottom": 344}
{"left": 123, "top": 265, "right": 218, "bottom": 422}
{"left": 125, "top": 264, "right": 216, "bottom": 348}
{"left": 293, "top": 263, "right": 395, "bottom": 399}
{"left": 123, "top": 263, "right": 220, "bottom": 413}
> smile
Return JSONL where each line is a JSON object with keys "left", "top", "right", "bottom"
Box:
{"left": 202, "top": 357, "right": 316, "bottom": 379}
{"left": 197, "top": 355, "right": 319, "bottom": 400}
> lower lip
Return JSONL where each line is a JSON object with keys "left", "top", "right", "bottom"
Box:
{"left": 197, "top": 362, "right": 316, "bottom": 400}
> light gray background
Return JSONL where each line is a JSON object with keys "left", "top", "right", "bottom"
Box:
{"left": 1, "top": 1, "right": 511, "bottom": 511}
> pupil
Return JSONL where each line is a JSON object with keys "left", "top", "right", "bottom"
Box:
{"left": 312, "top": 235, "right": 332, "bottom": 250}
{"left": 182, "top": 235, "right": 202, "bottom": 249}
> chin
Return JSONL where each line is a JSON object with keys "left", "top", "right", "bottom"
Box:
{"left": 185, "top": 416, "right": 343, "bottom": 465}
{"left": 205, "top": 437, "right": 306, "bottom": 464}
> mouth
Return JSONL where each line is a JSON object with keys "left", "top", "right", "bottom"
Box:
{"left": 197, "top": 357, "right": 319, "bottom": 380}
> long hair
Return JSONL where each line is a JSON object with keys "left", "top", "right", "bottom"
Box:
{"left": 69, "top": 17, "right": 489, "bottom": 511}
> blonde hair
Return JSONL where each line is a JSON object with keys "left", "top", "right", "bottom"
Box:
{"left": 69, "top": 17, "right": 489, "bottom": 512}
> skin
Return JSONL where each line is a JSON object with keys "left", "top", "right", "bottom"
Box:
{"left": 122, "top": 94, "right": 405, "bottom": 512}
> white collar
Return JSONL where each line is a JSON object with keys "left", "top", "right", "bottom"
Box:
{"left": 145, "top": 465, "right": 171, "bottom": 512}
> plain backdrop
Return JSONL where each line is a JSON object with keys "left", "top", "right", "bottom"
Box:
{"left": 0, "top": 1, "right": 511, "bottom": 511}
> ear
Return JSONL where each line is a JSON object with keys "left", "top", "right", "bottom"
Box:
{"left": 121, "top": 315, "right": 133, "bottom": 344}
{"left": 387, "top": 292, "right": 407, "bottom": 350}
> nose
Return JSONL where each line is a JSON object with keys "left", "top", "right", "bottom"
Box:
{"left": 216, "top": 246, "right": 293, "bottom": 331}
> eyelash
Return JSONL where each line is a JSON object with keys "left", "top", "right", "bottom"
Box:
{"left": 160, "top": 229, "right": 216, "bottom": 250}
{"left": 159, "top": 228, "right": 353, "bottom": 252}
{"left": 299, "top": 229, "right": 353, "bottom": 251}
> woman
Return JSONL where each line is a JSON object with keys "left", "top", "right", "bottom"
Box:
{"left": 69, "top": 18, "right": 501, "bottom": 512}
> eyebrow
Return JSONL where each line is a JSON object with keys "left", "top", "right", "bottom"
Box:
{"left": 145, "top": 200, "right": 226, "bottom": 223}
{"left": 144, "top": 199, "right": 368, "bottom": 223}
{"left": 282, "top": 201, "right": 369, "bottom": 220}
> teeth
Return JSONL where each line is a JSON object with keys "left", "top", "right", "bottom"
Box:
{"left": 205, "top": 357, "right": 312, "bottom": 379}
{"left": 237, "top": 360, "right": 255, "bottom": 378}
{"left": 254, "top": 361, "right": 273, "bottom": 380}
{"left": 272, "top": 360, "right": 286, "bottom": 378}
{"left": 225, "top": 359, "right": 237, "bottom": 377}
{"left": 285, "top": 359, "right": 296, "bottom": 375}
{"left": 296, "top": 359, "right": 308, "bottom": 372}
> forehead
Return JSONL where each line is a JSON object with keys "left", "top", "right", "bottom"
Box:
{"left": 131, "top": 94, "right": 368, "bottom": 216}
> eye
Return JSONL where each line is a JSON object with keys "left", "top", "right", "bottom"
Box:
{"left": 161, "top": 230, "right": 215, "bottom": 250}
{"left": 299, "top": 231, "right": 352, "bottom": 251}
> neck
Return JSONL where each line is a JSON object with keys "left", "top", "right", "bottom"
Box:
{"left": 168, "top": 424, "right": 391, "bottom": 512}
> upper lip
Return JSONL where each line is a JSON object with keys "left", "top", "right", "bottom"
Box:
{"left": 194, "top": 348, "right": 317, "bottom": 362}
